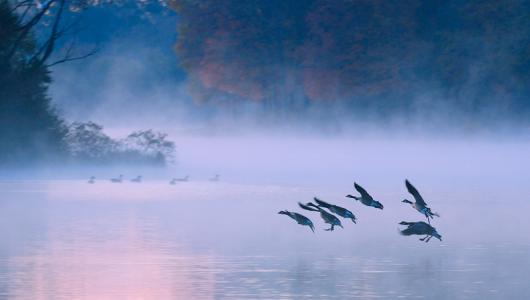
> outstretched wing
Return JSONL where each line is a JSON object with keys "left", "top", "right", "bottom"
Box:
{"left": 354, "top": 182, "right": 372, "bottom": 199}
{"left": 400, "top": 227, "right": 416, "bottom": 236}
{"left": 314, "top": 197, "right": 332, "bottom": 208}
{"left": 293, "top": 212, "right": 312, "bottom": 224}
{"left": 298, "top": 202, "right": 318, "bottom": 211}
{"left": 405, "top": 179, "right": 426, "bottom": 206}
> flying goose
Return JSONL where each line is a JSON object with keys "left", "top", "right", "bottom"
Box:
{"left": 402, "top": 180, "right": 439, "bottom": 223}
{"left": 278, "top": 210, "right": 315, "bottom": 232}
{"left": 313, "top": 197, "right": 357, "bottom": 223}
{"left": 346, "top": 182, "right": 384, "bottom": 209}
{"left": 110, "top": 175, "right": 123, "bottom": 183}
{"left": 399, "top": 221, "right": 442, "bottom": 242}
{"left": 299, "top": 202, "right": 343, "bottom": 231}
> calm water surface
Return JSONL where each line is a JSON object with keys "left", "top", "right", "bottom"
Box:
{"left": 1, "top": 180, "right": 529, "bottom": 299}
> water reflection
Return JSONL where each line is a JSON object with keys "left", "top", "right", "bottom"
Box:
{"left": 2, "top": 214, "right": 218, "bottom": 299}
{"left": 1, "top": 181, "right": 529, "bottom": 299}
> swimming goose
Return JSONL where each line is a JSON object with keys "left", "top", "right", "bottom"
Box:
{"left": 176, "top": 175, "right": 189, "bottom": 182}
{"left": 278, "top": 210, "right": 315, "bottom": 232}
{"left": 170, "top": 178, "right": 177, "bottom": 185}
{"left": 110, "top": 175, "right": 123, "bottom": 183}
{"left": 209, "top": 174, "right": 220, "bottom": 182}
{"left": 299, "top": 202, "right": 343, "bottom": 231}
{"left": 131, "top": 175, "right": 142, "bottom": 183}
{"left": 88, "top": 176, "right": 95, "bottom": 184}
{"left": 346, "top": 182, "right": 384, "bottom": 209}
{"left": 399, "top": 221, "right": 442, "bottom": 242}
{"left": 313, "top": 197, "right": 357, "bottom": 223}
{"left": 402, "top": 180, "right": 439, "bottom": 223}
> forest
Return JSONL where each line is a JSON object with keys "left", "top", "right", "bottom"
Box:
{"left": 2, "top": 0, "right": 530, "bottom": 166}
{"left": 172, "top": 0, "right": 530, "bottom": 120}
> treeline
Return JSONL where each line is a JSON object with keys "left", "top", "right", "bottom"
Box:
{"left": 0, "top": 1, "right": 175, "bottom": 167}
{"left": 66, "top": 122, "right": 175, "bottom": 166}
{"left": 171, "top": 0, "right": 530, "bottom": 121}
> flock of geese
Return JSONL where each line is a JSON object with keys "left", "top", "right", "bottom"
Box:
{"left": 87, "top": 175, "right": 440, "bottom": 242}
{"left": 87, "top": 174, "right": 220, "bottom": 184}
{"left": 279, "top": 180, "right": 443, "bottom": 243}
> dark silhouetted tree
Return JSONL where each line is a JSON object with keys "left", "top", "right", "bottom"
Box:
{"left": 0, "top": 0, "right": 69, "bottom": 166}
{"left": 65, "top": 122, "right": 175, "bottom": 165}
{"left": 1, "top": 0, "right": 174, "bottom": 166}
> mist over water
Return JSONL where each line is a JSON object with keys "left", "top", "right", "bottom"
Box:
{"left": 3, "top": 1, "right": 530, "bottom": 298}
{"left": 2, "top": 129, "right": 530, "bottom": 298}
{"left": 2, "top": 157, "right": 530, "bottom": 298}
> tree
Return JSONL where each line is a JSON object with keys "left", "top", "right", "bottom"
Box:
{"left": 64, "top": 121, "right": 118, "bottom": 162}
{"left": 64, "top": 122, "right": 176, "bottom": 166}
{"left": 1, "top": 0, "right": 174, "bottom": 166}
{"left": 169, "top": 0, "right": 530, "bottom": 122}
{"left": 122, "top": 130, "right": 176, "bottom": 165}
{"left": 0, "top": 0, "right": 69, "bottom": 166}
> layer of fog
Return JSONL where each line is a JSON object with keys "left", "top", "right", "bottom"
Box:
{"left": 41, "top": 14, "right": 530, "bottom": 187}
{"left": 43, "top": 50, "right": 530, "bottom": 188}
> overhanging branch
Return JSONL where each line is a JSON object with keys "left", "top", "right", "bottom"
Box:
{"left": 45, "top": 45, "right": 98, "bottom": 67}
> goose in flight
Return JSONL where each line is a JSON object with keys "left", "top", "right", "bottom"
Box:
{"left": 88, "top": 176, "right": 95, "bottom": 184}
{"left": 299, "top": 202, "right": 343, "bottom": 231}
{"left": 209, "top": 174, "right": 220, "bottom": 182}
{"left": 399, "top": 221, "right": 442, "bottom": 242}
{"left": 131, "top": 175, "right": 142, "bottom": 183}
{"left": 402, "top": 180, "right": 439, "bottom": 223}
{"left": 110, "top": 175, "right": 123, "bottom": 183}
{"left": 313, "top": 197, "right": 357, "bottom": 223}
{"left": 278, "top": 210, "right": 315, "bottom": 232}
{"left": 346, "top": 183, "right": 384, "bottom": 209}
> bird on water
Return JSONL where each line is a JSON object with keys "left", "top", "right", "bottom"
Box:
{"left": 176, "top": 175, "right": 189, "bottom": 182}
{"left": 278, "top": 210, "right": 315, "bottom": 232}
{"left": 88, "top": 176, "right": 95, "bottom": 184}
{"left": 313, "top": 197, "right": 357, "bottom": 223}
{"left": 299, "top": 202, "right": 343, "bottom": 231}
{"left": 346, "top": 183, "right": 384, "bottom": 209}
{"left": 399, "top": 221, "right": 442, "bottom": 242}
{"left": 131, "top": 175, "right": 142, "bottom": 183}
{"left": 402, "top": 179, "right": 439, "bottom": 223}
{"left": 110, "top": 175, "right": 123, "bottom": 183}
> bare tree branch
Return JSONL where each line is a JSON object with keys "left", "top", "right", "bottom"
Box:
{"left": 8, "top": 0, "right": 33, "bottom": 14}
{"left": 37, "top": 0, "right": 66, "bottom": 64}
{"left": 29, "top": 7, "right": 82, "bottom": 63}
{"left": 6, "top": 0, "right": 56, "bottom": 60}
{"left": 45, "top": 45, "right": 98, "bottom": 67}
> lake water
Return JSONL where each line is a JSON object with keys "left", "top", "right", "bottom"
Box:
{"left": 1, "top": 179, "right": 529, "bottom": 299}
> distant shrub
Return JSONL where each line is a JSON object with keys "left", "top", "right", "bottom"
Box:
{"left": 65, "top": 122, "right": 175, "bottom": 166}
